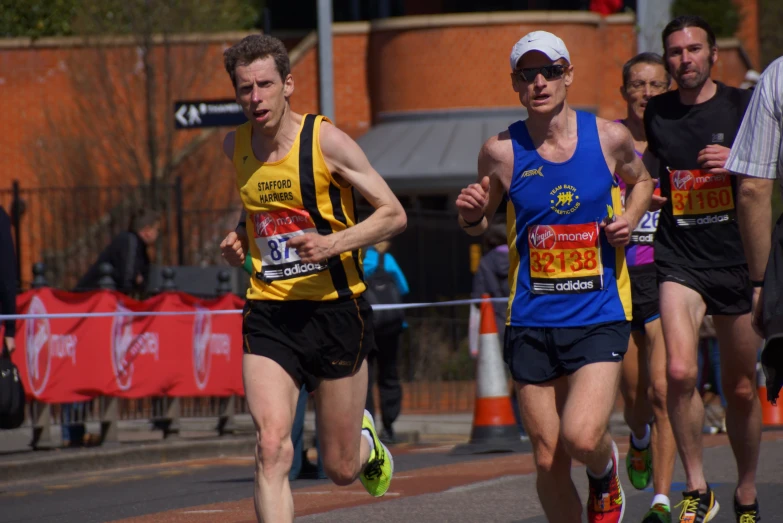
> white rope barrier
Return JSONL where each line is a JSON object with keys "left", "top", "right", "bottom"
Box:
{"left": 0, "top": 297, "right": 508, "bottom": 321}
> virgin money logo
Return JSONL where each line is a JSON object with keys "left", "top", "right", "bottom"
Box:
{"left": 529, "top": 225, "right": 556, "bottom": 250}
{"left": 672, "top": 170, "right": 694, "bottom": 191}
{"left": 111, "top": 305, "right": 159, "bottom": 391}
{"left": 24, "top": 296, "right": 78, "bottom": 396}
{"left": 192, "top": 306, "right": 232, "bottom": 391}
{"left": 253, "top": 212, "right": 276, "bottom": 237}
{"left": 25, "top": 296, "right": 51, "bottom": 396}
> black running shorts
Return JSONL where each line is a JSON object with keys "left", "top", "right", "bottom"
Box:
{"left": 629, "top": 263, "right": 660, "bottom": 331}
{"left": 503, "top": 321, "right": 631, "bottom": 384}
{"left": 242, "top": 295, "right": 375, "bottom": 392}
{"left": 656, "top": 260, "right": 752, "bottom": 316}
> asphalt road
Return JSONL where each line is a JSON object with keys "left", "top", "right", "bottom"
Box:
{"left": 2, "top": 435, "right": 783, "bottom": 523}
{"left": 0, "top": 444, "right": 493, "bottom": 523}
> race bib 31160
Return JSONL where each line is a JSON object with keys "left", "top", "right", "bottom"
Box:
{"left": 527, "top": 223, "right": 604, "bottom": 294}
{"left": 251, "top": 208, "right": 327, "bottom": 282}
{"left": 669, "top": 169, "right": 735, "bottom": 228}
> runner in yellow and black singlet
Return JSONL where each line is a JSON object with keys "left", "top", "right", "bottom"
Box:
{"left": 219, "top": 34, "right": 406, "bottom": 522}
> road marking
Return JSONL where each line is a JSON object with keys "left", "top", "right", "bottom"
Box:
{"left": 1, "top": 491, "right": 31, "bottom": 498}
{"left": 445, "top": 475, "right": 521, "bottom": 493}
{"left": 45, "top": 484, "right": 75, "bottom": 491}
{"left": 297, "top": 491, "right": 400, "bottom": 497}
{"left": 158, "top": 470, "right": 186, "bottom": 477}
{"left": 409, "top": 445, "right": 455, "bottom": 453}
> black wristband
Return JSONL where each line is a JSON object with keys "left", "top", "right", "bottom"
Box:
{"left": 751, "top": 279, "right": 764, "bottom": 288}
{"left": 461, "top": 214, "right": 485, "bottom": 228}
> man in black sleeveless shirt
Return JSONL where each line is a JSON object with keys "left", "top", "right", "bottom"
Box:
{"left": 643, "top": 15, "right": 762, "bottom": 523}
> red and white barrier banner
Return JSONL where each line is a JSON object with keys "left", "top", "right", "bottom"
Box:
{"left": 9, "top": 288, "right": 246, "bottom": 402}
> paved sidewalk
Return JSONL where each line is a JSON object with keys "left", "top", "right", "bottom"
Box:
{"left": 0, "top": 409, "right": 635, "bottom": 483}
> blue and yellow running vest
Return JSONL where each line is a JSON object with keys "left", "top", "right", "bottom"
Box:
{"left": 506, "top": 111, "right": 632, "bottom": 327}
{"left": 234, "top": 114, "right": 365, "bottom": 301}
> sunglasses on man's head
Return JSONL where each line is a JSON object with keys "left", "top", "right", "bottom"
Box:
{"left": 514, "top": 64, "right": 566, "bottom": 82}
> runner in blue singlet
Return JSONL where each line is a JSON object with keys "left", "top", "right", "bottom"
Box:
{"left": 456, "top": 31, "right": 654, "bottom": 523}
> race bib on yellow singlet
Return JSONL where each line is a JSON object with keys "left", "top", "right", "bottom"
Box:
{"left": 528, "top": 223, "right": 604, "bottom": 294}
{"left": 669, "top": 169, "right": 735, "bottom": 228}
{"left": 251, "top": 209, "right": 327, "bottom": 281}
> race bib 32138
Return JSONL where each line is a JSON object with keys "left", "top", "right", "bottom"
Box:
{"left": 527, "top": 223, "right": 604, "bottom": 294}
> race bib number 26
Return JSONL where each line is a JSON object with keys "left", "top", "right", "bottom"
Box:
{"left": 669, "top": 169, "right": 735, "bottom": 228}
{"left": 528, "top": 223, "right": 604, "bottom": 294}
{"left": 251, "top": 208, "right": 327, "bottom": 281}
{"left": 631, "top": 210, "right": 659, "bottom": 245}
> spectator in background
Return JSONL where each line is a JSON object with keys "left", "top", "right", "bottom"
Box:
{"left": 0, "top": 205, "right": 16, "bottom": 355}
{"left": 66, "top": 208, "right": 159, "bottom": 447}
{"left": 727, "top": 56, "right": 783, "bottom": 407}
{"left": 75, "top": 208, "right": 160, "bottom": 296}
{"left": 363, "top": 240, "right": 409, "bottom": 444}
{"left": 697, "top": 316, "right": 727, "bottom": 434}
{"left": 289, "top": 385, "right": 326, "bottom": 480}
{"left": 471, "top": 223, "right": 509, "bottom": 344}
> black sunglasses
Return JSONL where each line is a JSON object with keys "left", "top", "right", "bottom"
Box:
{"left": 515, "top": 64, "right": 566, "bottom": 82}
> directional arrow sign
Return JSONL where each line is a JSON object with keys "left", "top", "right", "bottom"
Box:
{"left": 173, "top": 100, "right": 247, "bottom": 129}
{"left": 175, "top": 105, "right": 189, "bottom": 127}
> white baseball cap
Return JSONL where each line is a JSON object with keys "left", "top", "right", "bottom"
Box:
{"left": 509, "top": 31, "right": 571, "bottom": 70}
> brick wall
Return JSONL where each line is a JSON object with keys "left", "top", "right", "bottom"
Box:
{"left": 0, "top": 13, "right": 755, "bottom": 283}
{"left": 733, "top": 0, "right": 759, "bottom": 69}
{"left": 713, "top": 39, "right": 754, "bottom": 88}
{"left": 0, "top": 13, "right": 757, "bottom": 192}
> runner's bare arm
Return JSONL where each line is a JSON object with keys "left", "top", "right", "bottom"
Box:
{"left": 737, "top": 176, "right": 774, "bottom": 282}
{"left": 641, "top": 148, "right": 667, "bottom": 211}
{"left": 609, "top": 121, "right": 653, "bottom": 229}
{"left": 287, "top": 122, "right": 406, "bottom": 263}
{"left": 456, "top": 133, "right": 509, "bottom": 236}
{"left": 599, "top": 121, "right": 653, "bottom": 246}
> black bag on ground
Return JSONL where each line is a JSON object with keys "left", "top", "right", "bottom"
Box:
{"left": 0, "top": 345, "right": 26, "bottom": 429}
{"left": 364, "top": 253, "right": 405, "bottom": 334}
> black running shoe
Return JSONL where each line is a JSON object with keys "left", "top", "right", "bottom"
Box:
{"left": 734, "top": 495, "right": 760, "bottom": 522}
{"left": 676, "top": 486, "right": 719, "bottom": 522}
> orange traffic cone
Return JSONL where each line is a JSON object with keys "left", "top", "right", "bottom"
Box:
{"left": 452, "top": 294, "right": 529, "bottom": 454}
{"left": 758, "top": 362, "right": 783, "bottom": 429}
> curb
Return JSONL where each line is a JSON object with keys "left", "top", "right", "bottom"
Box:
{"left": 2, "top": 436, "right": 257, "bottom": 483}
{"left": 1, "top": 412, "right": 632, "bottom": 483}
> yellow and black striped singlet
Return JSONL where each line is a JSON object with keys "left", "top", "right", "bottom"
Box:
{"left": 234, "top": 114, "right": 365, "bottom": 301}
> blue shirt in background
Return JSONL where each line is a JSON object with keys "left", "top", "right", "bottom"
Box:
{"left": 363, "top": 247, "right": 410, "bottom": 296}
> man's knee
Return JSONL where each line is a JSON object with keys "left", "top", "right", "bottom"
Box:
{"left": 667, "top": 353, "right": 698, "bottom": 392}
{"left": 561, "top": 420, "right": 606, "bottom": 458}
{"left": 621, "top": 382, "right": 639, "bottom": 412}
{"left": 256, "top": 428, "right": 294, "bottom": 475}
{"left": 649, "top": 375, "right": 668, "bottom": 412}
{"left": 723, "top": 374, "right": 758, "bottom": 407}
{"left": 531, "top": 436, "right": 569, "bottom": 475}
{"left": 322, "top": 455, "right": 359, "bottom": 486}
